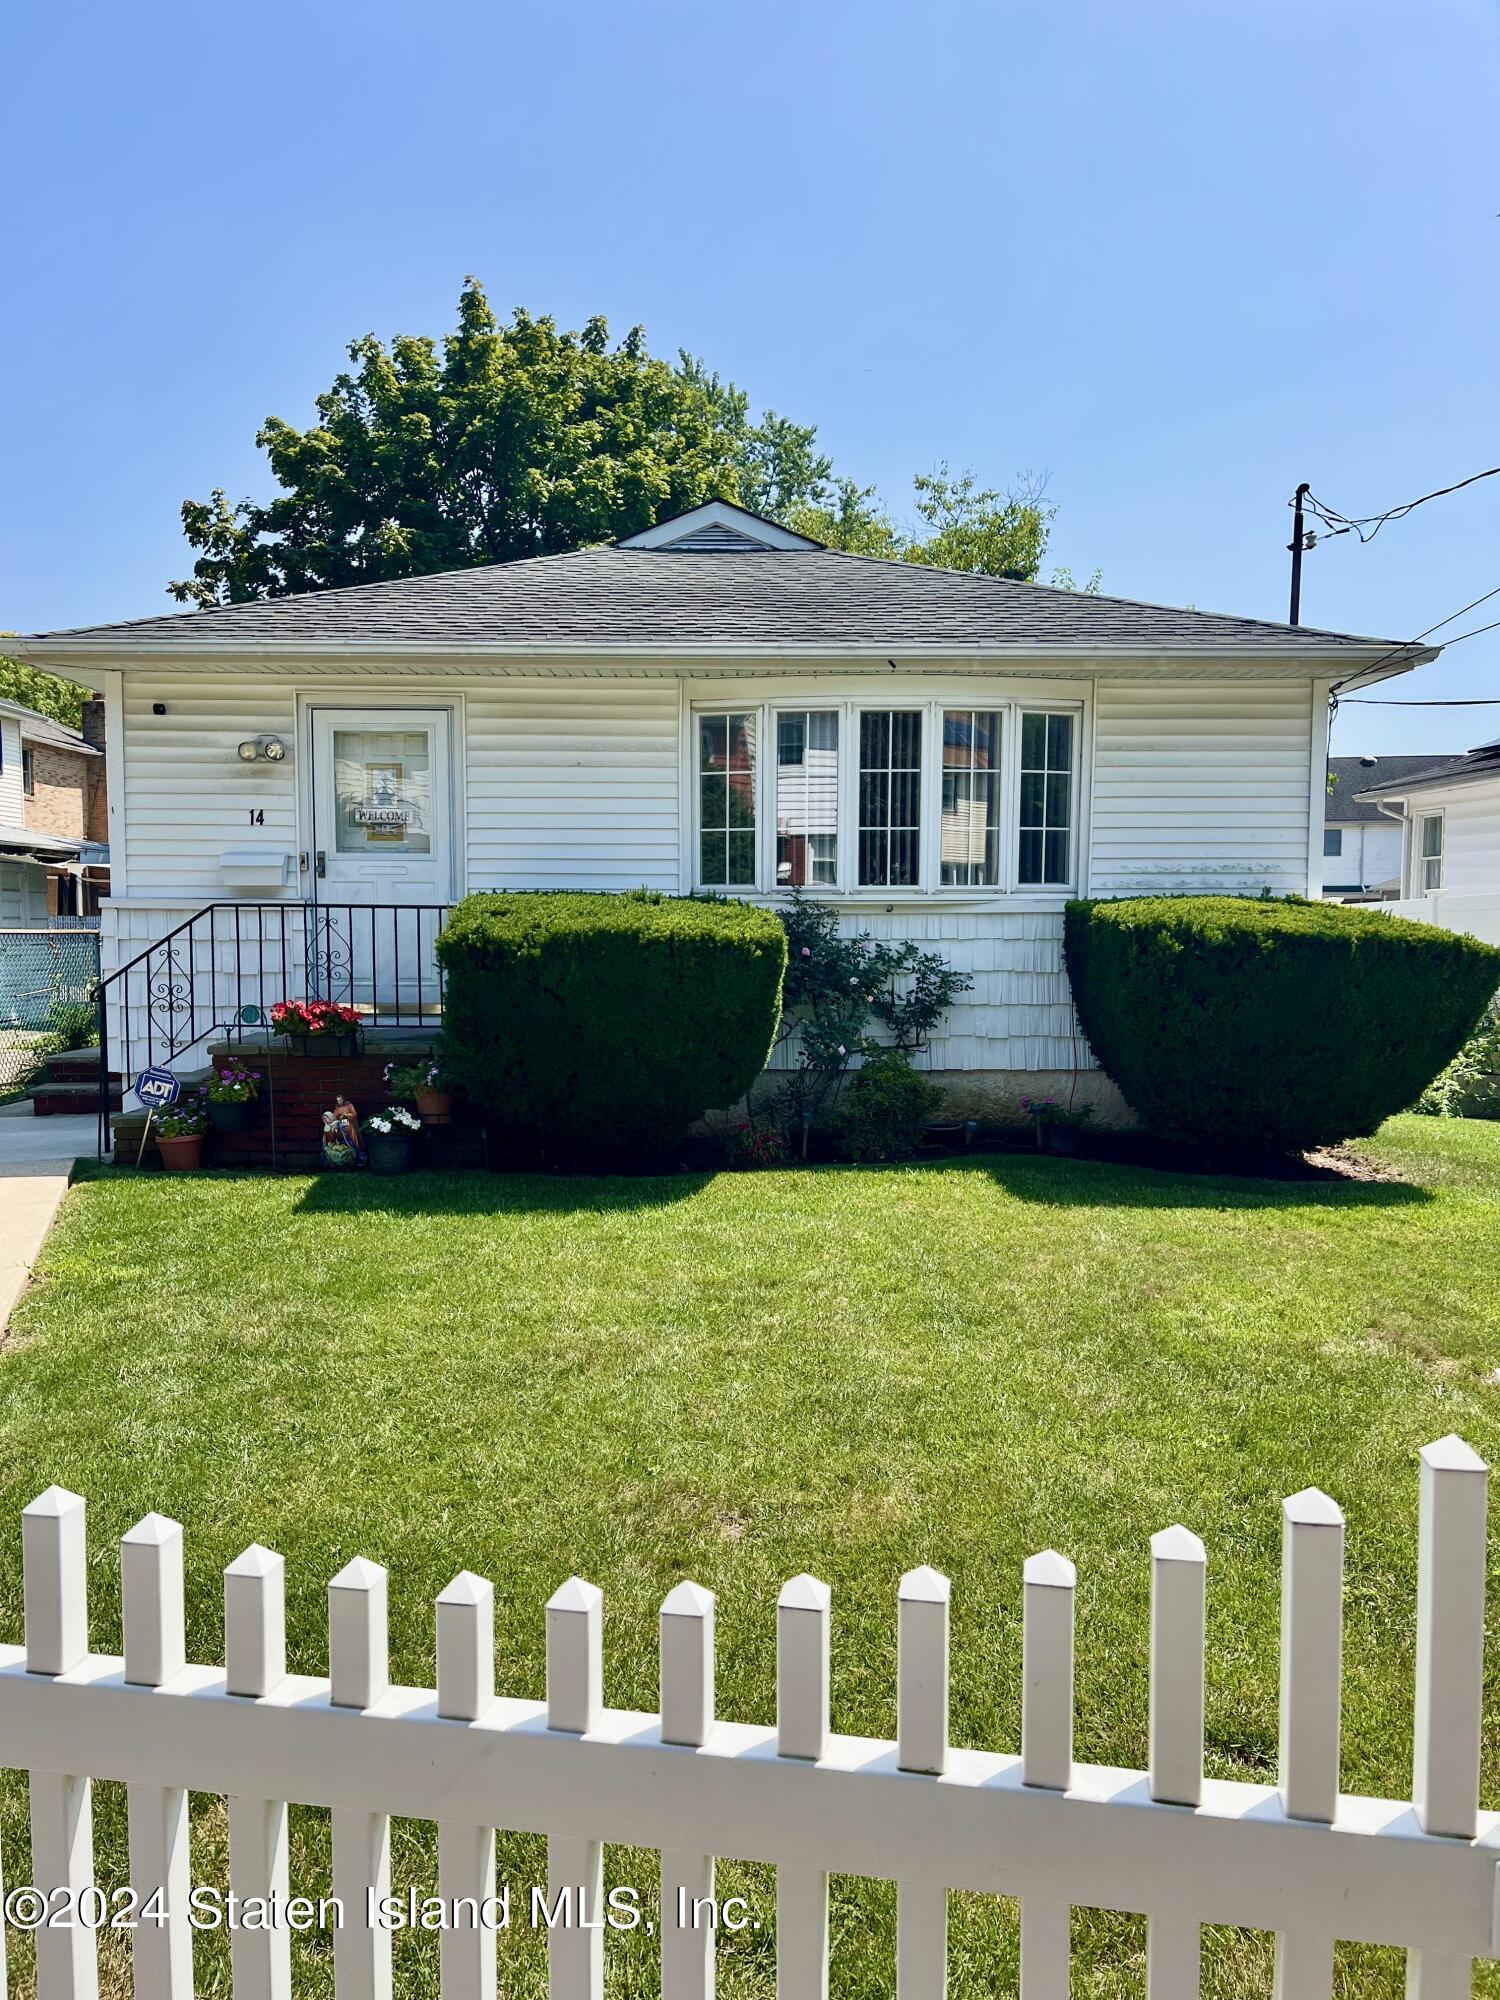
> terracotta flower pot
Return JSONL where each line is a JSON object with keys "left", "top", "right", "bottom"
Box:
{"left": 414, "top": 1086, "right": 453, "bottom": 1124}
{"left": 157, "top": 1134, "right": 205, "bottom": 1172}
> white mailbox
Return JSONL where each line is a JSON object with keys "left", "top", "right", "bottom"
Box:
{"left": 218, "top": 849, "right": 292, "bottom": 893}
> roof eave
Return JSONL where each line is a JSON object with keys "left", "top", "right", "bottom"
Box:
{"left": 3, "top": 636, "right": 1439, "bottom": 675}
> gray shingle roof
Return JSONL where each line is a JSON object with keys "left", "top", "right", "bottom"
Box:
{"left": 16, "top": 545, "right": 1409, "bottom": 654}
{"left": 1355, "top": 740, "right": 1500, "bottom": 802}
{"left": 0, "top": 698, "right": 96, "bottom": 753}
{"left": 1327, "top": 754, "right": 1461, "bottom": 823}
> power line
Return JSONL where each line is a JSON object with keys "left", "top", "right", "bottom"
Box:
{"left": 1297, "top": 464, "right": 1500, "bottom": 546}
{"left": 1328, "top": 585, "right": 1500, "bottom": 715}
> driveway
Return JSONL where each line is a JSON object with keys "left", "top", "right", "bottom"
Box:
{"left": 0, "top": 1104, "right": 97, "bottom": 1329}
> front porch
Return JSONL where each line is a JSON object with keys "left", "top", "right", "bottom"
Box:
{"left": 98, "top": 898, "right": 454, "bottom": 1158}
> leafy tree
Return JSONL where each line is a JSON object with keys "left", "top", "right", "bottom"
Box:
{"left": 174, "top": 285, "right": 855, "bottom": 605}
{"left": 0, "top": 650, "right": 86, "bottom": 729}
{"left": 902, "top": 465, "right": 1051, "bottom": 578}
{"left": 172, "top": 279, "right": 1095, "bottom": 602}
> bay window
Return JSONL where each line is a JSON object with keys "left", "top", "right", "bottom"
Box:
{"left": 691, "top": 695, "right": 1081, "bottom": 895}
{"left": 776, "top": 711, "right": 839, "bottom": 886}
{"left": 698, "top": 711, "right": 757, "bottom": 887}
{"left": 1018, "top": 710, "right": 1074, "bottom": 886}
{"left": 858, "top": 710, "right": 923, "bottom": 887}
{"left": 941, "top": 709, "right": 1002, "bottom": 886}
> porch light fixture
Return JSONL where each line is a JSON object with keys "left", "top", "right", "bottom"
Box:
{"left": 237, "top": 735, "right": 287, "bottom": 762}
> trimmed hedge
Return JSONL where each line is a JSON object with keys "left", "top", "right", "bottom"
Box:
{"left": 435, "top": 891, "right": 786, "bottom": 1158}
{"left": 1063, "top": 896, "right": 1500, "bottom": 1152}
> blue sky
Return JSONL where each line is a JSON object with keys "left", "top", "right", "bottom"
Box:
{"left": 3, "top": 0, "right": 1495, "bottom": 753}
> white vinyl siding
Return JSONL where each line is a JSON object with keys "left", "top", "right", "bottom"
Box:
{"left": 100, "top": 661, "right": 1335, "bottom": 1075}
{"left": 0, "top": 714, "right": 24, "bottom": 835}
{"left": 1088, "top": 680, "right": 1313, "bottom": 896}
{"left": 464, "top": 679, "right": 679, "bottom": 890}
{"left": 121, "top": 676, "right": 299, "bottom": 900}
{"left": 1398, "top": 781, "right": 1500, "bottom": 900}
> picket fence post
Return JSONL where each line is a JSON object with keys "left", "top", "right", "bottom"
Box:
{"left": 547, "top": 1577, "right": 605, "bottom": 2000}
{"left": 776, "top": 1575, "right": 831, "bottom": 2000}
{"left": 1405, "top": 1437, "right": 1488, "bottom": 2000}
{"left": 121, "top": 1512, "right": 193, "bottom": 1999}
{"left": 660, "top": 1580, "right": 716, "bottom": 2000}
{"left": 24, "top": 1485, "right": 98, "bottom": 2000}
{"left": 1146, "top": 1524, "right": 1206, "bottom": 2000}
{"left": 224, "top": 1543, "right": 292, "bottom": 2000}
{"left": 436, "top": 1570, "right": 498, "bottom": 2000}
{"left": 896, "top": 1566, "right": 950, "bottom": 1996}
{"left": 329, "top": 1557, "right": 393, "bottom": 2000}
{"left": 1020, "top": 1549, "right": 1075, "bottom": 1999}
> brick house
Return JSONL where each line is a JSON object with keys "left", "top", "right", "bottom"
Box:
{"left": 0, "top": 697, "right": 109, "bottom": 920}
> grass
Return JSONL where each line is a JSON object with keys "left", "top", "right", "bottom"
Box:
{"left": 1, "top": 1114, "right": 1498, "bottom": 1995}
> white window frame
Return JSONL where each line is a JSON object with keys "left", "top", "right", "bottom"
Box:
{"left": 1417, "top": 811, "right": 1444, "bottom": 893}
{"left": 687, "top": 691, "right": 1084, "bottom": 900}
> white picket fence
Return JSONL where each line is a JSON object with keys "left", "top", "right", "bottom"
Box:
{"left": 0, "top": 1438, "right": 1494, "bottom": 1999}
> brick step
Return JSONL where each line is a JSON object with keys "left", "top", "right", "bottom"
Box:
{"left": 34, "top": 1082, "right": 121, "bottom": 1116}
{"left": 45, "top": 1048, "right": 112, "bottom": 1080}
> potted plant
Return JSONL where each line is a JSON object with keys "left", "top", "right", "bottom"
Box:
{"left": 270, "top": 999, "right": 365, "bottom": 1057}
{"left": 1020, "top": 1094, "right": 1094, "bottom": 1156}
{"left": 204, "top": 1056, "right": 262, "bottom": 1131}
{"left": 154, "top": 1093, "right": 208, "bottom": 1171}
{"left": 365, "top": 1105, "right": 421, "bottom": 1174}
{"left": 384, "top": 1056, "right": 453, "bottom": 1124}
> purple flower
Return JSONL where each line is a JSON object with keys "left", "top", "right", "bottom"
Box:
{"left": 801, "top": 947, "right": 811, "bottom": 959}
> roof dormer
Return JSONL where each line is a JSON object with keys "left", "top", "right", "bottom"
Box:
{"left": 616, "top": 499, "right": 821, "bottom": 552}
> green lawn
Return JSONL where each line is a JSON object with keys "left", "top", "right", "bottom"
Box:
{"left": 2, "top": 1115, "right": 1498, "bottom": 1997}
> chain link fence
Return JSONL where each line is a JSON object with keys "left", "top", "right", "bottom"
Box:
{"left": 0, "top": 923, "right": 101, "bottom": 1098}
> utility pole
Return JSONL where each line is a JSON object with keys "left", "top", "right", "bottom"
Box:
{"left": 1287, "top": 481, "right": 1311, "bottom": 624}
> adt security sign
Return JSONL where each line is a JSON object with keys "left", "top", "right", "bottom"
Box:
{"left": 134, "top": 1068, "right": 181, "bottom": 1109}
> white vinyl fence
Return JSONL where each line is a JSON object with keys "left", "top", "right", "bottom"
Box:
{"left": 0, "top": 1438, "right": 1494, "bottom": 1999}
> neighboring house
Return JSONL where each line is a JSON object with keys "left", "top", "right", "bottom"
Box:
{"left": 1356, "top": 738, "right": 1500, "bottom": 948}
{"left": 7, "top": 500, "right": 1438, "bottom": 1117}
{"left": 0, "top": 697, "right": 109, "bottom": 923}
{"left": 1322, "top": 754, "right": 1457, "bottom": 900}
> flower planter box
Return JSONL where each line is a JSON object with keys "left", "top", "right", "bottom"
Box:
{"left": 1033, "top": 1117, "right": 1081, "bottom": 1155}
{"left": 207, "top": 1098, "right": 255, "bottom": 1132}
{"left": 157, "top": 1134, "right": 205, "bottom": 1172}
{"left": 367, "top": 1132, "right": 413, "bottom": 1176}
{"left": 285, "top": 1030, "right": 364, "bottom": 1059}
{"left": 414, "top": 1086, "right": 453, "bottom": 1124}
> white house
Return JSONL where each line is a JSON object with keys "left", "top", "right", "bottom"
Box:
{"left": 6, "top": 500, "right": 1437, "bottom": 1117}
{"left": 1322, "top": 754, "right": 1455, "bottom": 901}
{"left": 1357, "top": 738, "right": 1500, "bottom": 948}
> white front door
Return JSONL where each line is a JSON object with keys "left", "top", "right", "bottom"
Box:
{"left": 306, "top": 707, "right": 456, "bottom": 1024}
{"left": 310, "top": 707, "right": 454, "bottom": 903}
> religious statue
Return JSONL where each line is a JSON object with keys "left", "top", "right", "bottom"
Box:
{"left": 322, "top": 1094, "right": 365, "bottom": 1169}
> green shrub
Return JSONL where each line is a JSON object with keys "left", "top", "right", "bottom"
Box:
{"left": 1064, "top": 896, "right": 1500, "bottom": 1153}
{"left": 435, "top": 890, "right": 786, "bottom": 1158}
{"left": 832, "top": 1047, "right": 944, "bottom": 1161}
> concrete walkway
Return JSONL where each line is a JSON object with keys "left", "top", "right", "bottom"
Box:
{"left": 0, "top": 1104, "right": 98, "bottom": 1330}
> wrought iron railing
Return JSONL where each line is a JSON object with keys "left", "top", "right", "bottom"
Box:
{"left": 95, "top": 901, "right": 451, "bottom": 1154}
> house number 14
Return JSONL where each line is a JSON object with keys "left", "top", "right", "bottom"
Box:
{"left": 248, "top": 809, "right": 265, "bottom": 825}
